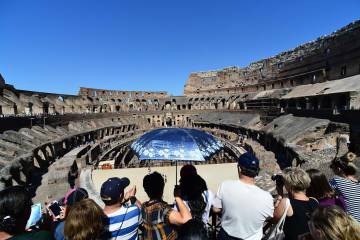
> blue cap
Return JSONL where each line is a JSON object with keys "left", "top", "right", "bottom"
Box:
{"left": 238, "top": 152, "right": 259, "bottom": 170}
{"left": 100, "top": 177, "right": 130, "bottom": 202}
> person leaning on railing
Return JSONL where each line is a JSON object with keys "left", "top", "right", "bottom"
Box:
{"left": 272, "top": 167, "right": 319, "bottom": 240}
{"left": 212, "top": 152, "right": 274, "bottom": 240}
{"left": 141, "top": 171, "right": 191, "bottom": 240}
{"left": 329, "top": 152, "right": 360, "bottom": 223}
{"left": 306, "top": 169, "right": 346, "bottom": 211}
{"left": 101, "top": 177, "right": 141, "bottom": 240}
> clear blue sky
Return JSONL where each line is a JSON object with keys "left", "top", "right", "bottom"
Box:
{"left": 1, "top": 0, "right": 359, "bottom": 96}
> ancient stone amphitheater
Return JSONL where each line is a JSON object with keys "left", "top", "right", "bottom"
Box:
{"left": 1, "top": 20, "right": 360, "bottom": 203}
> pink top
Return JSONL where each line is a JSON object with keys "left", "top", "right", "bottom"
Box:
{"left": 63, "top": 188, "right": 77, "bottom": 205}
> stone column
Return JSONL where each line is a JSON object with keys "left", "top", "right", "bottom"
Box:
{"left": 349, "top": 92, "right": 360, "bottom": 110}
{"left": 295, "top": 99, "right": 300, "bottom": 110}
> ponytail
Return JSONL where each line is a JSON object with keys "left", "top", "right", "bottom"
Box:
{"left": 0, "top": 215, "right": 16, "bottom": 234}
{"left": 332, "top": 152, "right": 358, "bottom": 176}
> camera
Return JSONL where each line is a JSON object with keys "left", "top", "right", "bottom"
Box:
{"left": 271, "top": 174, "right": 284, "bottom": 187}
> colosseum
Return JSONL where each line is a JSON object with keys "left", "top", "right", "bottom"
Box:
{"left": 0, "top": 20, "right": 360, "bottom": 204}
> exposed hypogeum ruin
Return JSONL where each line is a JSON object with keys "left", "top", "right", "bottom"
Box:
{"left": 0, "top": 20, "right": 360, "bottom": 202}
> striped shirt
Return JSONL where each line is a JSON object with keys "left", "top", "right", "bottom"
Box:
{"left": 329, "top": 176, "right": 360, "bottom": 223}
{"left": 104, "top": 204, "right": 141, "bottom": 240}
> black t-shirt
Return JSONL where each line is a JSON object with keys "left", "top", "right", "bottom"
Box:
{"left": 9, "top": 231, "right": 53, "bottom": 240}
{"left": 283, "top": 198, "right": 319, "bottom": 240}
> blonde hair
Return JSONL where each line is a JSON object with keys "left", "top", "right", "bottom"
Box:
{"left": 64, "top": 198, "right": 105, "bottom": 240}
{"left": 282, "top": 167, "right": 311, "bottom": 193}
{"left": 311, "top": 206, "right": 360, "bottom": 240}
{"left": 331, "top": 152, "right": 358, "bottom": 176}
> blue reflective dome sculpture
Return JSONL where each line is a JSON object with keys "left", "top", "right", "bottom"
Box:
{"left": 130, "top": 128, "right": 223, "bottom": 161}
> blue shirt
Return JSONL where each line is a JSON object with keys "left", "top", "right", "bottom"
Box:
{"left": 104, "top": 204, "right": 141, "bottom": 240}
{"left": 54, "top": 221, "right": 65, "bottom": 240}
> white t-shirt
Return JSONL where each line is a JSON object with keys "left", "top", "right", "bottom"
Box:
{"left": 202, "top": 190, "right": 215, "bottom": 224}
{"left": 213, "top": 180, "right": 274, "bottom": 240}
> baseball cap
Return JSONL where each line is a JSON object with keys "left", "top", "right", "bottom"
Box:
{"left": 238, "top": 152, "right": 260, "bottom": 171}
{"left": 67, "top": 188, "right": 89, "bottom": 206}
{"left": 100, "top": 177, "right": 130, "bottom": 202}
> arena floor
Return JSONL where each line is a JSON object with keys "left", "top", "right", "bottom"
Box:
{"left": 92, "top": 163, "right": 238, "bottom": 203}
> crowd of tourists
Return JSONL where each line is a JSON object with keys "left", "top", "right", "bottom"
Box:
{"left": 0, "top": 152, "right": 359, "bottom": 240}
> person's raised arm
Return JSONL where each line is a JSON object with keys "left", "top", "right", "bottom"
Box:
{"left": 168, "top": 185, "right": 191, "bottom": 225}
{"left": 212, "top": 183, "right": 223, "bottom": 213}
{"left": 272, "top": 197, "right": 292, "bottom": 223}
{"left": 212, "top": 206, "right": 221, "bottom": 213}
{"left": 124, "top": 186, "right": 142, "bottom": 209}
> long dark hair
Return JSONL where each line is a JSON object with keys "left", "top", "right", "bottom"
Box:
{"left": 0, "top": 186, "right": 32, "bottom": 235}
{"left": 178, "top": 218, "right": 209, "bottom": 240}
{"left": 306, "top": 169, "right": 336, "bottom": 199}
{"left": 180, "top": 174, "right": 206, "bottom": 220}
{"left": 143, "top": 171, "right": 165, "bottom": 200}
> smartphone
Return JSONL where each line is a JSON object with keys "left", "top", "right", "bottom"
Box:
{"left": 48, "top": 201, "right": 62, "bottom": 217}
{"left": 26, "top": 203, "right": 42, "bottom": 229}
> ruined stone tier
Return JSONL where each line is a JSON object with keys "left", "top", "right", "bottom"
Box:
{"left": 0, "top": 74, "right": 5, "bottom": 87}
{"left": 79, "top": 87, "right": 169, "bottom": 99}
{"left": 0, "top": 111, "right": 355, "bottom": 202}
{"left": 1, "top": 74, "right": 360, "bottom": 119}
{"left": 184, "top": 20, "right": 360, "bottom": 95}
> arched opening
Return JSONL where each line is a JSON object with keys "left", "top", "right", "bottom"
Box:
{"left": 43, "top": 102, "right": 49, "bottom": 114}
{"left": 165, "top": 101, "right": 171, "bottom": 110}
{"left": 337, "top": 94, "right": 348, "bottom": 111}
{"left": 165, "top": 118, "right": 172, "bottom": 127}
{"left": 299, "top": 98, "right": 306, "bottom": 109}
{"left": 321, "top": 96, "right": 332, "bottom": 109}
{"left": 311, "top": 98, "right": 318, "bottom": 110}
{"left": 288, "top": 99, "right": 296, "bottom": 108}
{"left": 25, "top": 102, "right": 33, "bottom": 115}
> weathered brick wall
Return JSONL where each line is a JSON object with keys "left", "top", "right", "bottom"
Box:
{"left": 184, "top": 20, "right": 360, "bottom": 95}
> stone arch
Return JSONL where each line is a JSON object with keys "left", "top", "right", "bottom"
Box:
{"left": 44, "top": 145, "right": 55, "bottom": 163}
{"left": 129, "top": 104, "right": 134, "bottom": 111}
{"left": 336, "top": 94, "right": 348, "bottom": 111}
{"left": 9, "top": 164, "right": 26, "bottom": 185}
{"left": 33, "top": 148, "right": 48, "bottom": 169}
{"left": 221, "top": 99, "right": 226, "bottom": 108}
{"left": 320, "top": 95, "right": 332, "bottom": 109}
{"left": 165, "top": 101, "right": 171, "bottom": 110}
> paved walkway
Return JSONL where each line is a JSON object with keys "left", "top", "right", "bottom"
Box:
{"left": 33, "top": 144, "right": 91, "bottom": 204}
{"left": 80, "top": 167, "right": 105, "bottom": 207}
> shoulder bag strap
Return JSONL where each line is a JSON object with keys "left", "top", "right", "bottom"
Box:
{"left": 265, "top": 198, "right": 290, "bottom": 238}
{"left": 277, "top": 198, "right": 291, "bottom": 231}
{"left": 202, "top": 191, "right": 209, "bottom": 203}
{"left": 308, "top": 197, "right": 319, "bottom": 204}
{"left": 115, "top": 206, "right": 129, "bottom": 240}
